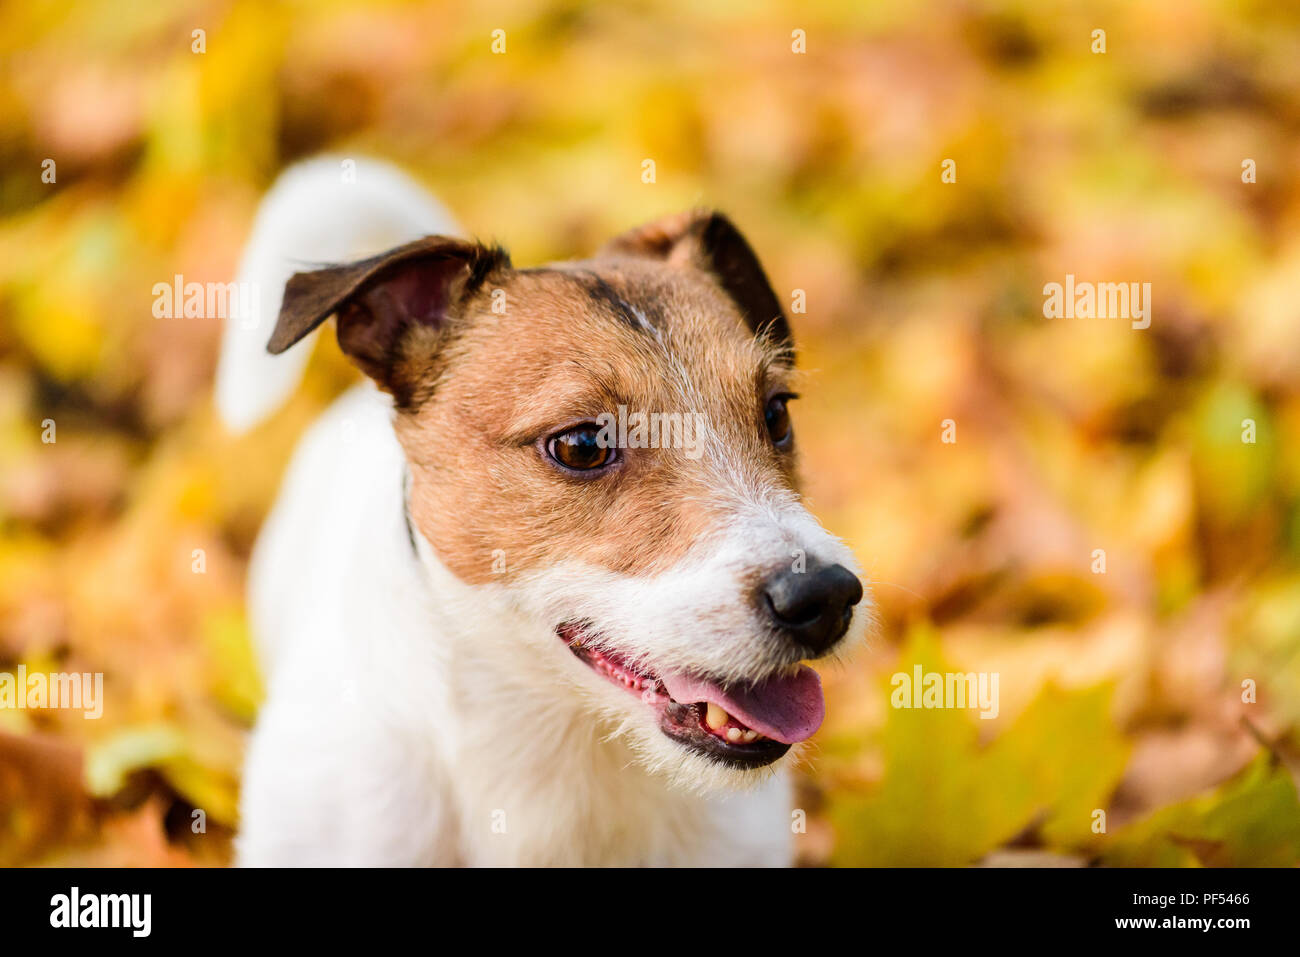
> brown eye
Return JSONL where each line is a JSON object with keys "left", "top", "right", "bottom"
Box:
{"left": 548, "top": 425, "right": 615, "bottom": 472}
{"left": 765, "top": 394, "right": 794, "bottom": 447}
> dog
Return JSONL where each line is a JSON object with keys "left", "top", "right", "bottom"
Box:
{"left": 216, "top": 157, "right": 870, "bottom": 865}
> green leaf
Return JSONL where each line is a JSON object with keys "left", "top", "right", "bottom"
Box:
{"left": 1102, "top": 754, "right": 1300, "bottom": 867}
{"left": 829, "top": 625, "right": 1129, "bottom": 865}
{"left": 85, "top": 724, "right": 186, "bottom": 797}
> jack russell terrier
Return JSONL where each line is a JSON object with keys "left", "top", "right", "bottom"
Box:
{"left": 216, "top": 157, "right": 869, "bottom": 866}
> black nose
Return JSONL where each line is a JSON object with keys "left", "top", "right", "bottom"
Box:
{"left": 761, "top": 561, "right": 863, "bottom": 653}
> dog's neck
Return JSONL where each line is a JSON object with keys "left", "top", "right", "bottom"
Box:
{"left": 401, "top": 516, "right": 727, "bottom": 865}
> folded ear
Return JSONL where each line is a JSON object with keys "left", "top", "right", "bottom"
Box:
{"left": 268, "top": 236, "right": 509, "bottom": 405}
{"left": 601, "top": 210, "right": 792, "bottom": 353}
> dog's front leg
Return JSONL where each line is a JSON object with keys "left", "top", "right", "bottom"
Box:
{"left": 236, "top": 686, "right": 457, "bottom": 867}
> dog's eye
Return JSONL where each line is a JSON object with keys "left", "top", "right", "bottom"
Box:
{"left": 765, "top": 394, "right": 794, "bottom": 447}
{"left": 548, "top": 425, "right": 615, "bottom": 472}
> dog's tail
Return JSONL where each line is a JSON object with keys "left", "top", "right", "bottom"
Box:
{"left": 215, "top": 156, "right": 461, "bottom": 433}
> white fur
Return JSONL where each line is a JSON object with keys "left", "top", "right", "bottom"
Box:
{"left": 230, "top": 159, "right": 868, "bottom": 866}
{"left": 215, "top": 157, "right": 460, "bottom": 433}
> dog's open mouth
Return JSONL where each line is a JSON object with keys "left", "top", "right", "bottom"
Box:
{"left": 558, "top": 623, "right": 825, "bottom": 769}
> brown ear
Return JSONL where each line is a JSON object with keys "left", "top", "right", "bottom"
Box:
{"left": 601, "top": 210, "right": 792, "bottom": 353}
{"left": 269, "top": 236, "right": 510, "bottom": 406}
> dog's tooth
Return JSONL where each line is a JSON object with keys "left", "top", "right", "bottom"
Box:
{"left": 706, "top": 703, "right": 729, "bottom": 731}
{"left": 741, "top": 730, "right": 758, "bottom": 743}
{"left": 726, "top": 727, "right": 743, "bottom": 743}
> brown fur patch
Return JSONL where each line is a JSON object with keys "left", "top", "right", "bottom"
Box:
{"left": 602, "top": 210, "right": 793, "bottom": 352}
{"left": 393, "top": 254, "right": 800, "bottom": 584}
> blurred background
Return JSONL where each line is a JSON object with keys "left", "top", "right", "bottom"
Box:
{"left": 1, "top": 0, "right": 1299, "bottom": 866}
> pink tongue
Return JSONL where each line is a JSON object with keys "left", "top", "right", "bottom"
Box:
{"left": 659, "top": 666, "right": 825, "bottom": 745}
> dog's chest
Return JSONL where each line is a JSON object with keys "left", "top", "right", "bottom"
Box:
{"left": 442, "top": 705, "right": 792, "bottom": 866}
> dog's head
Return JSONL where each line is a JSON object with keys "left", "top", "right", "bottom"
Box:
{"left": 269, "top": 210, "right": 869, "bottom": 788}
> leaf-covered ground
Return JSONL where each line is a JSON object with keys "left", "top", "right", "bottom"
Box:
{"left": 1, "top": 1, "right": 1299, "bottom": 866}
